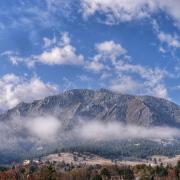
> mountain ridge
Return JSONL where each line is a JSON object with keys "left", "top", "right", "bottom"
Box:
{"left": 0, "top": 89, "right": 179, "bottom": 128}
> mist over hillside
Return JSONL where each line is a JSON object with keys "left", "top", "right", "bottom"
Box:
{"left": 0, "top": 89, "right": 180, "bottom": 164}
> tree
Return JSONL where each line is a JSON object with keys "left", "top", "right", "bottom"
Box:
{"left": 92, "top": 174, "right": 103, "bottom": 180}
{"left": 176, "top": 160, "right": 180, "bottom": 169}
{"left": 119, "top": 168, "right": 134, "bottom": 180}
{"left": 100, "top": 167, "right": 110, "bottom": 179}
{"left": 29, "top": 165, "right": 37, "bottom": 174}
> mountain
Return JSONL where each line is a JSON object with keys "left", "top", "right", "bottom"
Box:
{"left": 0, "top": 89, "right": 180, "bottom": 128}
{"left": 0, "top": 89, "right": 180, "bottom": 164}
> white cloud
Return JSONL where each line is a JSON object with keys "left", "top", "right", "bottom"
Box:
{"left": 96, "top": 40, "right": 127, "bottom": 56}
{"left": 43, "top": 32, "right": 71, "bottom": 49}
{"left": 81, "top": 0, "right": 156, "bottom": 24}
{"left": 26, "top": 116, "right": 61, "bottom": 141}
{"left": 0, "top": 74, "right": 59, "bottom": 111}
{"left": 81, "top": 0, "right": 180, "bottom": 25}
{"left": 110, "top": 71, "right": 169, "bottom": 99}
{"left": 158, "top": 0, "right": 180, "bottom": 25}
{"left": 112, "top": 61, "right": 169, "bottom": 99}
{"left": 38, "top": 32, "right": 84, "bottom": 65}
{"left": 159, "top": 46, "right": 166, "bottom": 53}
{"left": 87, "top": 40, "right": 169, "bottom": 99}
{"left": 0, "top": 115, "right": 62, "bottom": 151}
{"left": 3, "top": 33, "right": 84, "bottom": 67}
{"left": 158, "top": 31, "right": 180, "bottom": 48}
{"left": 110, "top": 76, "right": 142, "bottom": 93}
{"left": 87, "top": 58, "right": 105, "bottom": 72}
{"left": 38, "top": 46, "right": 84, "bottom": 65}
{"left": 2, "top": 38, "right": 171, "bottom": 100}
{"left": 152, "top": 20, "right": 180, "bottom": 56}
{"left": 86, "top": 41, "right": 128, "bottom": 72}
{"left": 43, "top": 36, "right": 57, "bottom": 49}
{"left": 0, "top": 117, "right": 179, "bottom": 153}
{"left": 78, "top": 121, "right": 180, "bottom": 141}
{"left": 1, "top": 51, "right": 23, "bottom": 66}
{"left": 152, "top": 84, "right": 168, "bottom": 98}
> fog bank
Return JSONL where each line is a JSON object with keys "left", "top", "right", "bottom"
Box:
{"left": 0, "top": 116, "right": 180, "bottom": 152}
{"left": 77, "top": 121, "right": 180, "bottom": 141}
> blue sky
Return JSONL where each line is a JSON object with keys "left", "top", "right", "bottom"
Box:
{"left": 0, "top": 0, "right": 179, "bottom": 110}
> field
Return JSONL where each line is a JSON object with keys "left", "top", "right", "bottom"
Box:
{"left": 42, "top": 152, "right": 180, "bottom": 167}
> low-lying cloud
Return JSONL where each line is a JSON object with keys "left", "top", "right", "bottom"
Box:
{"left": 0, "top": 116, "right": 62, "bottom": 151}
{"left": 26, "top": 116, "right": 61, "bottom": 141}
{"left": 78, "top": 121, "right": 180, "bottom": 141}
{"left": 0, "top": 116, "right": 180, "bottom": 154}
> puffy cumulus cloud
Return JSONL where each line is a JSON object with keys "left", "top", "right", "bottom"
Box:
{"left": 96, "top": 41, "right": 127, "bottom": 57}
{"left": 38, "top": 32, "right": 84, "bottom": 66}
{"left": 81, "top": 0, "right": 180, "bottom": 25}
{"left": 0, "top": 74, "right": 59, "bottom": 111}
{"left": 3, "top": 33, "right": 84, "bottom": 67}
{"left": 86, "top": 41, "right": 129, "bottom": 72}
{"left": 1, "top": 39, "right": 171, "bottom": 100}
{"left": 86, "top": 41, "right": 169, "bottom": 99}
{"left": 38, "top": 46, "right": 84, "bottom": 65}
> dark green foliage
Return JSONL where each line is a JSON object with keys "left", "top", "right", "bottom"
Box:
{"left": 92, "top": 174, "right": 103, "bottom": 180}
{"left": 0, "top": 161, "right": 180, "bottom": 180}
{"left": 155, "top": 164, "right": 168, "bottom": 177}
{"left": 64, "top": 139, "right": 180, "bottom": 160}
{"left": 119, "top": 167, "right": 134, "bottom": 180}
{"left": 0, "top": 166, "right": 9, "bottom": 172}
{"left": 29, "top": 165, "right": 37, "bottom": 174}
{"left": 100, "top": 167, "right": 110, "bottom": 178}
{"left": 177, "top": 160, "right": 180, "bottom": 169}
